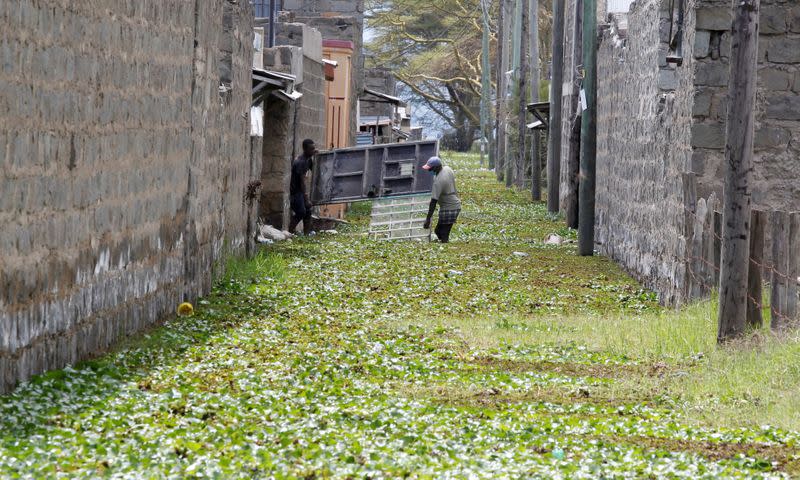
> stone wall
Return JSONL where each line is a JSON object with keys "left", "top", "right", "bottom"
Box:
{"left": 281, "top": 1, "right": 365, "bottom": 148}
{"left": 362, "top": 68, "right": 398, "bottom": 118}
{"left": 691, "top": 0, "right": 800, "bottom": 211}
{"left": 257, "top": 27, "right": 327, "bottom": 230}
{"left": 0, "top": 0, "right": 255, "bottom": 393}
{"left": 594, "top": 0, "right": 696, "bottom": 305}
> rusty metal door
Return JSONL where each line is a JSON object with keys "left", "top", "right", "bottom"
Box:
{"left": 310, "top": 140, "right": 439, "bottom": 205}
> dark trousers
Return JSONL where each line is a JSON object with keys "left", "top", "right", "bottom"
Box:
{"left": 435, "top": 222, "right": 454, "bottom": 243}
{"left": 289, "top": 193, "right": 312, "bottom": 234}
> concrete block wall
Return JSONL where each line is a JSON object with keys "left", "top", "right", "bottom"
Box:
{"left": 296, "top": 57, "right": 327, "bottom": 155}
{"left": 691, "top": 0, "right": 800, "bottom": 211}
{"left": 271, "top": 22, "right": 328, "bottom": 156}
{"left": 259, "top": 96, "right": 294, "bottom": 229}
{"left": 282, "top": 1, "right": 364, "bottom": 148}
{"left": 0, "top": 0, "right": 255, "bottom": 393}
{"left": 362, "top": 68, "right": 398, "bottom": 118}
{"left": 594, "top": 0, "right": 697, "bottom": 305}
{"left": 257, "top": 42, "right": 326, "bottom": 230}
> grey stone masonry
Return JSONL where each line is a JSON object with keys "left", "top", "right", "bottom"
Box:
{"left": 692, "top": 0, "right": 800, "bottom": 212}
{"left": 257, "top": 45, "right": 326, "bottom": 229}
{"left": 281, "top": 1, "right": 365, "bottom": 148}
{"left": 594, "top": 0, "right": 696, "bottom": 306}
{"left": 0, "top": 0, "right": 256, "bottom": 393}
{"left": 362, "top": 68, "right": 399, "bottom": 118}
{"left": 586, "top": 0, "right": 800, "bottom": 306}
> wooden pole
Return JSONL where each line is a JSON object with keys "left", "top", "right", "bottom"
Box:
{"left": 480, "top": 0, "right": 492, "bottom": 170}
{"left": 530, "top": 0, "right": 541, "bottom": 201}
{"left": 506, "top": 0, "right": 522, "bottom": 188}
{"left": 746, "top": 209, "right": 766, "bottom": 328}
{"left": 771, "top": 211, "right": 789, "bottom": 331}
{"left": 496, "top": 0, "right": 511, "bottom": 183}
{"left": 565, "top": 0, "right": 583, "bottom": 229}
{"left": 788, "top": 212, "right": 800, "bottom": 325}
{"left": 718, "top": 0, "right": 760, "bottom": 342}
{"left": 577, "top": 0, "right": 596, "bottom": 256}
{"left": 547, "top": 0, "right": 566, "bottom": 213}
{"left": 516, "top": 0, "right": 529, "bottom": 191}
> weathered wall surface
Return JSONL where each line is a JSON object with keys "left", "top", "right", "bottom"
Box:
{"left": 594, "top": 0, "right": 696, "bottom": 305}
{"left": 362, "top": 68, "right": 398, "bottom": 118}
{"left": 281, "top": 1, "right": 364, "bottom": 148}
{"left": 691, "top": 0, "right": 800, "bottom": 211}
{"left": 0, "top": 0, "right": 255, "bottom": 393}
{"left": 257, "top": 31, "right": 326, "bottom": 230}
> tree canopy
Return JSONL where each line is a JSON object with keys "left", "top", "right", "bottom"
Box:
{"left": 366, "top": 0, "right": 552, "bottom": 151}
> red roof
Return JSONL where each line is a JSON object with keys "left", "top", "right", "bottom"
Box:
{"left": 323, "top": 39, "right": 354, "bottom": 50}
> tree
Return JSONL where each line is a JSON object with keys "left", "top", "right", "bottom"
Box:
{"left": 366, "top": 0, "right": 553, "bottom": 153}
{"left": 367, "top": 0, "right": 486, "bottom": 151}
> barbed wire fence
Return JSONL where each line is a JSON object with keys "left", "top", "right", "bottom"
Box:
{"left": 682, "top": 173, "right": 800, "bottom": 332}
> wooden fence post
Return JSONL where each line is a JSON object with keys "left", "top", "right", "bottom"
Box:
{"left": 706, "top": 193, "right": 719, "bottom": 291}
{"left": 717, "top": 0, "right": 760, "bottom": 342}
{"left": 771, "top": 210, "right": 789, "bottom": 331}
{"left": 747, "top": 209, "right": 766, "bottom": 328}
{"left": 690, "top": 198, "right": 709, "bottom": 299}
{"left": 682, "top": 173, "right": 697, "bottom": 298}
{"left": 787, "top": 211, "right": 800, "bottom": 325}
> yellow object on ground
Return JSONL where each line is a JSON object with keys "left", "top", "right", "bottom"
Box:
{"left": 177, "top": 302, "right": 194, "bottom": 317}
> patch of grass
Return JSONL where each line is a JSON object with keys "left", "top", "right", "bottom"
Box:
{"left": 411, "top": 296, "right": 800, "bottom": 431}
{"left": 218, "top": 250, "right": 285, "bottom": 288}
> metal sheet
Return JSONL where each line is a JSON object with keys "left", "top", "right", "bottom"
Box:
{"left": 311, "top": 140, "right": 438, "bottom": 205}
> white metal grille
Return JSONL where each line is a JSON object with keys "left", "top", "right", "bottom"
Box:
{"left": 368, "top": 194, "right": 432, "bottom": 241}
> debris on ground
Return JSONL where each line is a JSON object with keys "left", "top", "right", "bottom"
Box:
{"left": 257, "top": 224, "right": 294, "bottom": 243}
{"left": 311, "top": 215, "right": 350, "bottom": 232}
{"left": 544, "top": 234, "right": 565, "bottom": 245}
{"left": 512, "top": 251, "right": 529, "bottom": 257}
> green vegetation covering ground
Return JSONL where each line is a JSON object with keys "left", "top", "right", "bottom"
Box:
{"left": 1, "top": 153, "right": 799, "bottom": 478}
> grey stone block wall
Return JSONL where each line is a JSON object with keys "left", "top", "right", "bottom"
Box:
{"left": 0, "top": 0, "right": 255, "bottom": 393}
{"left": 258, "top": 46, "right": 326, "bottom": 229}
{"left": 553, "top": 0, "right": 799, "bottom": 306}
{"left": 692, "top": 0, "right": 800, "bottom": 210}
{"left": 593, "top": 0, "right": 696, "bottom": 305}
{"left": 362, "top": 68, "right": 398, "bottom": 118}
{"left": 296, "top": 57, "right": 327, "bottom": 155}
{"left": 278, "top": 2, "right": 364, "bottom": 149}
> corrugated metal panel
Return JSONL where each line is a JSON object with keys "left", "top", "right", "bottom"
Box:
{"left": 310, "top": 140, "right": 439, "bottom": 205}
{"left": 356, "top": 133, "right": 373, "bottom": 146}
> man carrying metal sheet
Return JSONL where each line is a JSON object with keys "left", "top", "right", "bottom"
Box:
{"left": 422, "top": 156, "right": 462, "bottom": 243}
{"left": 289, "top": 139, "right": 318, "bottom": 235}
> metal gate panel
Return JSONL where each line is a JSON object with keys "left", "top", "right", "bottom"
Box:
{"left": 311, "top": 140, "right": 438, "bottom": 205}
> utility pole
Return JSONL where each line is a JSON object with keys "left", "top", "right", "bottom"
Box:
{"left": 547, "top": 0, "right": 565, "bottom": 213}
{"left": 577, "top": 0, "right": 596, "bottom": 256}
{"left": 480, "top": 0, "right": 492, "bottom": 169}
{"left": 718, "top": 0, "right": 760, "bottom": 342}
{"left": 565, "top": 0, "right": 583, "bottom": 228}
{"left": 507, "top": 0, "right": 523, "bottom": 188}
{"left": 530, "top": 0, "right": 541, "bottom": 201}
{"left": 496, "top": 0, "right": 511, "bottom": 183}
{"left": 516, "top": 0, "right": 529, "bottom": 190}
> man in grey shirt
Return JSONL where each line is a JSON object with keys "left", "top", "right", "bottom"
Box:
{"left": 422, "top": 156, "right": 461, "bottom": 243}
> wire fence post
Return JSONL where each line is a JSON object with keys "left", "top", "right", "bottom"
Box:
{"left": 746, "top": 209, "right": 766, "bottom": 328}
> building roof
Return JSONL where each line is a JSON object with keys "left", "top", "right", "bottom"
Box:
{"left": 323, "top": 39, "right": 354, "bottom": 50}
{"left": 252, "top": 68, "right": 301, "bottom": 106}
{"left": 361, "top": 88, "right": 405, "bottom": 106}
{"left": 360, "top": 115, "right": 393, "bottom": 127}
{"left": 526, "top": 102, "right": 551, "bottom": 128}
